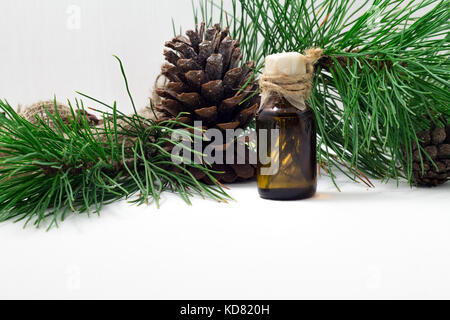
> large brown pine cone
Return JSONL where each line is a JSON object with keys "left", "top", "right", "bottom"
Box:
{"left": 154, "top": 22, "right": 259, "bottom": 130}
{"left": 410, "top": 125, "right": 450, "bottom": 187}
{"left": 154, "top": 23, "right": 259, "bottom": 184}
{"left": 19, "top": 100, "right": 100, "bottom": 128}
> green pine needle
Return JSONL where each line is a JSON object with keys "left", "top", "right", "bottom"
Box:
{"left": 0, "top": 57, "right": 232, "bottom": 230}
{"left": 192, "top": 0, "right": 450, "bottom": 185}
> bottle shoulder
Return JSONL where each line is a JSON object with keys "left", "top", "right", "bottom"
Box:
{"left": 257, "top": 95, "right": 315, "bottom": 120}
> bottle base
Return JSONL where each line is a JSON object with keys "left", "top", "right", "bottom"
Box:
{"left": 258, "top": 187, "right": 316, "bottom": 201}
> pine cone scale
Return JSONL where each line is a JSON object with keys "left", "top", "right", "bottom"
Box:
{"left": 154, "top": 23, "right": 259, "bottom": 184}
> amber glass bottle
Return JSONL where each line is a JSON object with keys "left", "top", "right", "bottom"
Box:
{"left": 257, "top": 93, "right": 317, "bottom": 200}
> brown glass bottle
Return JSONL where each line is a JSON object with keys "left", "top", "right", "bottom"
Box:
{"left": 257, "top": 94, "right": 317, "bottom": 200}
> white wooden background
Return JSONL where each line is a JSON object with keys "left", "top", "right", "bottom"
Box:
{"left": 0, "top": 0, "right": 196, "bottom": 113}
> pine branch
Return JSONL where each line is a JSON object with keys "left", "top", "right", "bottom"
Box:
{"left": 0, "top": 57, "right": 232, "bottom": 229}
{"left": 0, "top": 100, "right": 231, "bottom": 229}
{"left": 191, "top": 0, "right": 450, "bottom": 185}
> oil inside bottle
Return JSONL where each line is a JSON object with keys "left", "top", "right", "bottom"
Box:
{"left": 257, "top": 94, "right": 317, "bottom": 200}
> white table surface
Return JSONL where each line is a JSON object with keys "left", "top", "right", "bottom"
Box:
{"left": 0, "top": 174, "right": 449, "bottom": 300}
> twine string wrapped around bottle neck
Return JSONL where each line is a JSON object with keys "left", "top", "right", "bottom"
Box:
{"left": 259, "top": 48, "right": 323, "bottom": 111}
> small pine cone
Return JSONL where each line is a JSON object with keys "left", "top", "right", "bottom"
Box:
{"left": 409, "top": 124, "right": 450, "bottom": 187}
{"left": 154, "top": 22, "right": 259, "bottom": 130}
{"left": 19, "top": 100, "right": 99, "bottom": 129}
{"left": 96, "top": 105, "right": 160, "bottom": 148}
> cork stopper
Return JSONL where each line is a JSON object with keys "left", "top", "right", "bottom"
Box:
{"left": 264, "top": 52, "right": 307, "bottom": 76}
{"left": 259, "top": 49, "right": 323, "bottom": 112}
